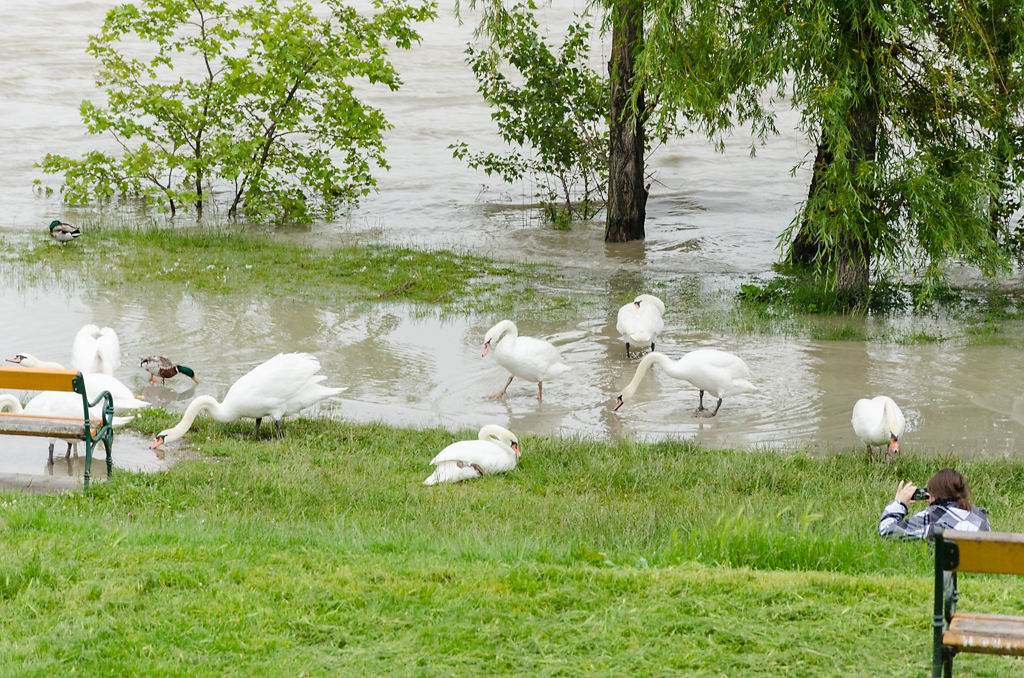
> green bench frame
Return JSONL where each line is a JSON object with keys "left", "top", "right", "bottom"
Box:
{"left": 932, "top": 527, "right": 1024, "bottom": 677}
{"left": 0, "top": 366, "right": 115, "bottom": 490}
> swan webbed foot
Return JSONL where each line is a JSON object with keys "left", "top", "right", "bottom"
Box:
{"left": 625, "top": 342, "right": 631, "bottom": 359}
{"left": 251, "top": 417, "right": 263, "bottom": 439}
{"left": 485, "top": 375, "right": 514, "bottom": 400}
{"left": 275, "top": 419, "right": 283, "bottom": 437}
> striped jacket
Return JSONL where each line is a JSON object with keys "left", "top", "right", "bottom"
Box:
{"left": 878, "top": 499, "right": 990, "bottom": 540}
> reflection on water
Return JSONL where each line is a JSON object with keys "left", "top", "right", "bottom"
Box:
{"left": 0, "top": 1, "right": 1022, "bottom": 482}
{"left": 2, "top": 280, "right": 1024, "bottom": 465}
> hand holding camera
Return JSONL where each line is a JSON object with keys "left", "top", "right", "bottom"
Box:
{"left": 911, "top": 487, "right": 928, "bottom": 501}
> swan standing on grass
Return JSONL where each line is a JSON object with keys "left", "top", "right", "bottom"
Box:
{"left": 0, "top": 393, "right": 133, "bottom": 464}
{"left": 423, "top": 425, "right": 520, "bottom": 485}
{"left": 616, "top": 294, "right": 665, "bottom": 358}
{"left": 150, "top": 352, "right": 344, "bottom": 449}
{"left": 6, "top": 353, "right": 150, "bottom": 411}
{"left": 852, "top": 395, "right": 906, "bottom": 462}
{"left": 72, "top": 324, "right": 121, "bottom": 376}
{"left": 613, "top": 349, "right": 756, "bottom": 417}
{"left": 481, "top": 320, "right": 570, "bottom": 400}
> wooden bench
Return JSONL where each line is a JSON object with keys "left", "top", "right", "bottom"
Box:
{"left": 0, "top": 366, "right": 114, "bottom": 490}
{"left": 931, "top": 527, "right": 1024, "bottom": 676}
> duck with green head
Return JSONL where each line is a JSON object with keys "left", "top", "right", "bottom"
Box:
{"left": 48, "top": 220, "right": 80, "bottom": 244}
{"left": 141, "top": 355, "right": 198, "bottom": 385}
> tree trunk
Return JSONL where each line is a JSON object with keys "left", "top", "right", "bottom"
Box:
{"left": 788, "top": 12, "right": 877, "bottom": 291}
{"left": 604, "top": 0, "right": 648, "bottom": 243}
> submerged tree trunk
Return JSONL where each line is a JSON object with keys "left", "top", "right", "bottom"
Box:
{"left": 788, "top": 12, "right": 877, "bottom": 290}
{"left": 604, "top": 0, "right": 648, "bottom": 243}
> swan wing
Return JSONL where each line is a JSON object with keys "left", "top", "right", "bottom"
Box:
{"left": 424, "top": 461, "right": 487, "bottom": 485}
{"left": 616, "top": 303, "right": 663, "bottom": 343}
{"left": 96, "top": 327, "right": 121, "bottom": 374}
{"left": 71, "top": 324, "right": 101, "bottom": 373}
{"left": 496, "top": 336, "right": 568, "bottom": 381}
{"left": 223, "top": 353, "right": 333, "bottom": 418}
{"left": 428, "top": 439, "right": 518, "bottom": 474}
{"left": 852, "top": 397, "right": 887, "bottom": 446}
{"left": 82, "top": 373, "right": 151, "bottom": 410}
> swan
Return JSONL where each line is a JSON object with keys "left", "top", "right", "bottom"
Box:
{"left": 424, "top": 425, "right": 520, "bottom": 485}
{"left": 613, "top": 349, "right": 756, "bottom": 417}
{"left": 48, "top": 220, "right": 80, "bottom": 244}
{"left": 616, "top": 294, "right": 665, "bottom": 358}
{"left": 481, "top": 320, "right": 570, "bottom": 400}
{"left": 72, "top": 324, "right": 121, "bottom": 376}
{"left": 151, "top": 352, "right": 344, "bottom": 449}
{"left": 852, "top": 395, "right": 905, "bottom": 461}
{"left": 141, "top": 355, "right": 197, "bottom": 384}
{"left": 6, "top": 353, "right": 150, "bottom": 411}
{"left": 0, "top": 392, "right": 133, "bottom": 464}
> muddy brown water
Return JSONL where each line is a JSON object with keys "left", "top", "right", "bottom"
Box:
{"left": 0, "top": 1, "right": 1022, "bottom": 483}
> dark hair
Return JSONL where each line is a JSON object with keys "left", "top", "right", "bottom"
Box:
{"left": 926, "top": 468, "right": 972, "bottom": 511}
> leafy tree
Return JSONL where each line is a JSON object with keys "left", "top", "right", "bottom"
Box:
{"left": 451, "top": 2, "right": 607, "bottom": 225}
{"left": 40, "top": 0, "right": 436, "bottom": 222}
{"left": 641, "top": 0, "right": 1024, "bottom": 292}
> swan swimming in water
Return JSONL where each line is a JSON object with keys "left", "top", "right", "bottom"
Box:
{"left": 616, "top": 294, "right": 665, "bottom": 358}
{"left": 613, "top": 349, "right": 756, "bottom": 417}
{"left": 481, "top": 320, "right": 570, "bottom": 400}
{"left": 852, "top": 395, "right": 905, "bottom": 461}
{"left": 423, "top": 425, "right": 520, "bottom": 485}
{"left": 151, "top": 352, "right": 344, "bottom": 449}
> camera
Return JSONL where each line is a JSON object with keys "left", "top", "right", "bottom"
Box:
{"left": 911, "top": 487, "right": 928, "bottom": 501}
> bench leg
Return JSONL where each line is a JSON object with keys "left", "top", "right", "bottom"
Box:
{"left": 84, "top": 438, "right": 93, "bottom": 491}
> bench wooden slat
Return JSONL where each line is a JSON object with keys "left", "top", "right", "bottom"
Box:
{"left": 944, "top": 612, "right": 1024, "bottom": 656}
{"left": 0, "top": 413, "right": 94, "bottom": 438}
{"left": 0, "top": 366, "right": 79, "bottom": 392}
{"left": 946, "top": 530, "right": 1024, "bottom": 575}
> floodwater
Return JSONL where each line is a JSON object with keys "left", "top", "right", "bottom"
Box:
{"left": 0, "top": 0, "right": 1022, "bottom": 483}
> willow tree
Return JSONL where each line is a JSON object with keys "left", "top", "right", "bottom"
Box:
{"left": 641, "top": 0, "right": 1022, "bottom": 291}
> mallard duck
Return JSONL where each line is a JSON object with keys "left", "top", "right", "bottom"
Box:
{"left": 48, "top": 220, "right": 80, "bottom": 244}
{"left": 616, "top": 294, "right": 665, "bottom": 358}
{"left": 613, "top": 349, "right": 756, "bottom": 417}
{"left": 141, "top": 355, "right": 197, "bottom": 384}
{"left": 481, "top": 320, "right": 570, "bottom": 400}
{"left": 423, "top": 425, "right": 521, "bottom": 485}
{"left": 150, "top": 352, "right": 344, "bottom": 449}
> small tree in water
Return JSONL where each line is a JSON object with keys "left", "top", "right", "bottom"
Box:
{"left": 451, "top": 2, "right": 608, "bottom": 226}
{"left": 40, "top": 0, "right": 436, "bottom": 222}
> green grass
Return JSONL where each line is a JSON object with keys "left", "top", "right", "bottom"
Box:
{"left": 2, "top": 414, "right": 1023, "bottom": 676}
{"left": 3, "top": 225, "right": 587, "bottom": 318}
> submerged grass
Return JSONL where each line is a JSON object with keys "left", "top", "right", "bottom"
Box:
{"left": 2, "top": 415, "right": 1023, "bottom": 675}
{"left": 5, "top": 225, "right": 589, "bottom": 319}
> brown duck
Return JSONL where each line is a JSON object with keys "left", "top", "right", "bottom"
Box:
{"left": 141, "top": 355, "right": 197, "bottom": 384}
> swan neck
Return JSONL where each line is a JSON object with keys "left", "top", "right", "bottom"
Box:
{"left": 163, "top": 395, "right": 222, "bottom": 442}
{"left": 620, "top": 352, "right": 670, "bottom": 398}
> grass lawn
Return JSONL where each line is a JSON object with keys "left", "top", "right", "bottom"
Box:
{"left": 1, "top": 413, "right": 1022, "bottom": 676}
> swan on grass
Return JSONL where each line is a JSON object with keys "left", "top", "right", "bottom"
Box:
{"left": 613, "top": 349, "right": 756, "bottom": 417}
{"left": 481, "top": 320, "right": 570, "bottom": 400}
{"left": 852, "top": 395, "right": 906, "bottom": 462}
{"left": 6, "top": 353, "right": 150, "bottom": 411}
{"left": 150, "top": 352, "right": 344, "bottom": 449}
{"left": 0, "top": 393, "right": 133, "bottom": 464}
{"left": 423, "top": 425, "right": 520, "bottom": 485}
{"left": 140, "top": 355, "right": 197, "bottom": 385}
{"left": 72, "top": 324, "right": 121, "bottom": 376}
{"left": 616, "top": 294, "right": 665, "bottom": 358}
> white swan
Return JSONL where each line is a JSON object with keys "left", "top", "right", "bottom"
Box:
{"left": 852, "top": 395, "right": 906, "bottom": 461}
{"left": 6, "top": 353, "right": 150, "bottom": 411}
{"left": 616, "top": 294, "right": 665, "bottom": 358}
{"left": 424, "top": 425, "right": 520, "bottom": 485}
{"left": 151, "top": 352, "right": 344, "bottom": 449}
{"left": 0, "top": 393, "right": 133, "bottom": 464}
{"left": 481, "top": 320, "right": 570, "bottom": 400}
{"left": 72, "top": 324, "right": 121, "bottom": 376}
{"left": 613, "top": 349, "right": 756, "bottom": 417}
